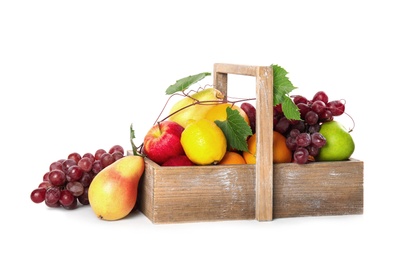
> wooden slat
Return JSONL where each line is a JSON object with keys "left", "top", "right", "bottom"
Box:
{"left": 272, "top": 159, "right": 364, "bottom": 218}
{"left": 139, "top": 159, "right": 256, "bottom": 223}
{"left": 255, "top": 66, "right": 273, "bottom": 221}
{"left": 213, "top": 63, "right": 274, "bottom": 221}
{"left": 136, "top": 157, "right": 363, "bottom": 223}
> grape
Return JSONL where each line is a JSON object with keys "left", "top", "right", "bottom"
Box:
{"left": 45, "top": 187, "right": 61, "bottom": 205}
{"left": 312, "top": 91, "right": 329, "bottom": 104}
{"left": 319, "top": 109, "right": 333, "bottom": 122}
{"left": 94, "top": 149, "right": 107, "bottom": 161}
{"left": 82, "top": 152, "right": 95, "bottom": 163}
{"left": 307, "top": 145, "right": 320, "bottom": 157}
{"left": 59, "top": 189, "right": 75, "bottom": 207}
{"left": 297, "top": 103, "right": 310, "bottom": 119}
{"left": 311, "top": 100, "right": 327, "bottom": 115}
{"left": 296, "top": 133, "right": 311, "bottom": 147}
{"left": 49, "top": 161, "right": 63, "bottom": 171}
{"left": 66, "top": 181, "right": 84, "bottom": 197}
{"left": 308, "top": 124, "right": 320, "bottom": 133}
{"left": 79, "top": 172, "right": 93, "bottom": 188}
{"left": 240, "top": 102, "right": 256, "bottom": 134}
{"left": 48, "top": 169, "right": 66, "bottom": 186}
{"left": 66, "top": 165, "right": 84, "bottom": 182}
{"left": 63, "top": 198, "right": 78, "bottom": 210}
{"left": 109, "top": 145, "right": 125, "bottom": 156}
{"left": 61, "top": 159, "right": 77, "bottom": 174}
{"left": 92, "top": 160, "right": 103, "bottom": 175}
{"left": 43, "top": 172, "right": 50, "bottom": 181}
{"left": 45, "top": 200, "right": 60, "bottom": 208}
{"left": 305, "top": 111, "right": 319, "bottom": 125}
{"left": 290, "top": 120, "right": 306, "bottom": 132}
{"left": 67, "top": 152, "right": 82, "bottom": 164}
{"left": 112, "top": 151, "right": 124, "bottom": 162}
{"left": 293, "top": 147, "right": 309, "bottom": 164}
{"left": 275, "top": 117, "right": 290, "bottom": 134}
{"left": 289, "top": 128, "right": 300, "bottom": 138}
{"left": 274, "top": 104, "right": 283, "bottom": 115}
{"left": 38, "top": 181, "right": 52, "bottom": 189}
{"left": 78, "top": 157, "right": 93, "bottom": 172}
{"left": 311, "top": 132, "right": 326, "bottom": 148}
{"left": 293, "top": 95, "right": 309, "bottom": 105}
{"left": 100, "top": 153, "right": 115, "bottom": 168}
{"left": 78, "top": 187, "right": 89, "bottom": 205}
{"left": 286, "top": 137, "right": 298, "bottom": 151}
{"left": 31, "top": 188, "right": 46, "bottom": 203}
{"left": 327, "top": 100, "right": 345, "bottom": 116}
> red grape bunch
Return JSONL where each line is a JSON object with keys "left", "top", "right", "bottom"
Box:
{"left": 30, "top": 145, "right": 125, "bottom": 209}
{"left": 274, "top": 91, "right": 346, "bottom": 164}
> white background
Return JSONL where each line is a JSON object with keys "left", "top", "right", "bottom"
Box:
{"left": 1, "top": 0, "right": 409, "bottom": 259}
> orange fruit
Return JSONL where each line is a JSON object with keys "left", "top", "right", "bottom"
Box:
{"left": 243, "top": 131, "right": 292, "bottom": 164}
{"left": 218, "top": 151, "right": 246, "bottom": 165}
{"left": 243, "top": 134, "right": 257, "bottom": 164}
{"left": 272, "top": 131, "right": 293, "bottom": 163}
{"left": 204, "top": 103, "right": 250, "bottom": 126}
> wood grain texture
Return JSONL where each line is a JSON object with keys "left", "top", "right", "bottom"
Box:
{"left": 138, "top": 158, "right": 363, "bottom": 224}
{"left": 272, "top": 158, "right": 364, "bottom": 218}
{"left": 138, "top": 158, "right": 256, "bottom": 223}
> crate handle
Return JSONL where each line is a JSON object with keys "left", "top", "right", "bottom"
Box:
{"left": 213, "top": 63, "right": 273, "bottom": 221}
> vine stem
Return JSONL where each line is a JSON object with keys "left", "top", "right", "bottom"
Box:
{"left": 152, "top": 85, "right": 256, "bottom": 125}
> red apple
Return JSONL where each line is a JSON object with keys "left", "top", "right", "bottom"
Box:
{"left": 143, "top": 121, "right": 185, "bottom": 165}
{"left": 162, "top": 155, "right": 195, "bottom": 167}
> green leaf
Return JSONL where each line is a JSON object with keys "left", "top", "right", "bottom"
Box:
{"left": 271, "top": 64, "right": 301, "bottom": 120}
{"left": 214, "top": 107, "right": 253, "bottom": 152}
{"left": 165, "top": 72, "right": 211, "bottom": 95}
{"left": 281, "top": 96, "right": 301, "bottom": 120}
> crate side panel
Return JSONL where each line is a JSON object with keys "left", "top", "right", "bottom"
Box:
{"left": 146, "top": 163, "right": 256, "bottom": 224}
{"left": 273, "top": 159, "right": 364, "bottom": 218}
{"left": 136, "top": 159, "right": 156, "bottom": 220}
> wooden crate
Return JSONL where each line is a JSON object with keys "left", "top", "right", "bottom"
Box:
{"left": 135, "top": 63, "right": 363, "bottom": 224}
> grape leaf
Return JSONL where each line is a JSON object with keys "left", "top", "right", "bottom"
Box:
{"left": 281, "top": 96, "right": 301, "bottom": 119}
{"left": 271, "top": 64, "right": 301, "bottom": 120}
{"left": 165, "top": 72, "right": 211, "bottom": 95}
{"left": 214, "top": 107, "right": 253, "bottom": 152}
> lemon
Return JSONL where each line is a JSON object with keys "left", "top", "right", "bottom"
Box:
{"left": 181, "top": 118, "right": 227, "bottom": 165}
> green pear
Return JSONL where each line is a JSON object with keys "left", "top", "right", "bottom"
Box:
{"left": 317, "top": 121, "right": 355, "bottom": 161}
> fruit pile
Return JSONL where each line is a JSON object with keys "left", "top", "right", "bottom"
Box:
{"left": 137, "top": 69, "right": 355, "bottom": 166}
{"left": 30, "top": 145, "right": 125, "bottom": 209}
{"left": 272, "top": 90, "right": 353, "bottom": 164}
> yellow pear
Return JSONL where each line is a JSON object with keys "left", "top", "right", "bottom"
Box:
{"left": 88, "top": 155, "right": 145, "bottom": 221}
{"left": 168, "top": 88, "right": 224, "bottom": 128}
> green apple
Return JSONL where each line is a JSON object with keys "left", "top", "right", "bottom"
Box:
{"left": 317, "top": 121, "right": 355, "bottom": 161}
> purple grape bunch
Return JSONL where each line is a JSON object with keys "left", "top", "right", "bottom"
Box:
{"left": 274, "top": 91, "right": 346, "bottom": 164}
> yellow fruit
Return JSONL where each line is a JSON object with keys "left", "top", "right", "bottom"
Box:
{"left": 205, "top": 103, "right": 250, "bottom": 125}
{"left": 88, "top": 156, "right": 145, "bottom": 221}
{"left": 218, "top": 151, "right": 246, "bottom": 165}
{"left": 243, "top": 131, "right": 292, "bottom": 164}
{"left": 181, "top": 118, "right": 227, "bottom": 165}
{"left": 168, "top": 88, "right": 224, "bottom": 128}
